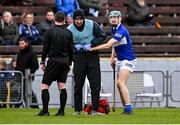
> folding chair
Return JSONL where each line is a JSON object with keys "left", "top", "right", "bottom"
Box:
{"left": 134, "top": 73, "right": 162, "bottom": 107}
{"left": 84, "top": 77, "right": 112, "bottom": 104}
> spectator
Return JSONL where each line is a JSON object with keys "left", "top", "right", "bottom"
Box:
{"left": 19, "top": 13, "right": 42, "bottom": 45}
{"left": 0, "top": 11, "right": 19, "bottom": 45}
{"left": 90, "top": 10, "right": 136, "bottom": 115}
{"left": 126, "top": 0, "right": 153, "bottom": 26}
{"left": 37, "top": 9, "right": 55, "bottom": 37}
{"left": 77, "top": 0, "right": 100, "bottom": 16}
{"left": 55, "top": 0, "right": 80, "bottom": 16}
{"left": 67, "top": 9, "right": 107, "bottom": 115}
{"left": 65, "top": 13, "right": 74, "bottom": 26}
{"left": 0, "top": 59, "right": 8, "bottom": 108}
{"left": 16, "top": 37, "right": 39, "bottom": 108}
{"left": 37, "top": 12, "right": 73, "bottom": 116}
{"left": 55, "top": 0, "right": 80, "bottom": 26}
{"left": 7, "top": 55, "right": 17, "bottom": 70}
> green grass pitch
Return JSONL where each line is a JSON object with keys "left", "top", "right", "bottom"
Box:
{"left": 0, "top": 108, "right": 180, "bottom": 124}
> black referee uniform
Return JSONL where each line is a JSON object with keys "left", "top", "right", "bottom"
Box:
{"left": 37, "top": 12, "right": 73, "bottom": 116}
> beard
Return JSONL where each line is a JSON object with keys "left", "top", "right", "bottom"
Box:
{"left": 74, "top": 19, "right": 85, "bottom": 31}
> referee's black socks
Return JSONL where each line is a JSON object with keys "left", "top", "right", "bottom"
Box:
{"left": 42, "top": 89, "right": 49, "bottom": 113}
{"left": 59, "top": 89, "right": 67, "bottom": 113}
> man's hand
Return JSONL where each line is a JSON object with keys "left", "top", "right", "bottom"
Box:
{"left": 110, "top": 59, "right": 116, "bottom": 69}
{"left": 75, "top": 44, "right": 83, "bottom": 51}
{"left": 90, "top": 47, "right": 94, "bottom": 51}
{"left": 83, "top": 44, "right": 91, "bottom": 51}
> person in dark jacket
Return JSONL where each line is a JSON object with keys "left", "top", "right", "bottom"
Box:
{"left": 37, "top": 9, "right": 55, "bottom": 37}
{"left": 16, "top": 37, "right": 39, "bottom": 108}
{"left": 0, "top": 11, "right": 19, "bottom": 45}
{"left": 126, "top": 0, "right": 153, "bottom": 26}
{"left": 16, "top": 37, "right": 39, "bottom": 76}
{"left": 77, "top": 0, "right": 100, "bottom": 16}
{"left": 67, "top": 9, "right": 107, "bottom": 115}
{"left": 37, "top": 11, "right": 73, "bottom": 116}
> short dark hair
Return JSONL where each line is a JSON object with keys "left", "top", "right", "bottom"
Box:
{"left": 55, "top": 11, "right": 65, "bottom": 22}
{"left": 19, "top": 37, "right": 29, "bottom": 43}
{"left": 46, "top": 8, "right": 54, "bottom": 14}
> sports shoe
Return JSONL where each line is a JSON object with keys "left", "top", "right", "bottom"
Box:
{"left": 54, "top": 111, "right": 65, "bottom": 116}
{"left": 91, "top": 110, "right": 98, "bottom": 116}
{"left": 73, "top": 111, "right": 81, "bottom": 116}
{"left": 121, "top": 111, "right": 134, "bottom": 115}
{"left": 90, "top": 110, "right": 104, "bottom": 116}
{"left": 37, "top": 110, "right": 50, "bottom": 116}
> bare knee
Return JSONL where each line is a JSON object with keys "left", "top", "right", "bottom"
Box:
{"left": 41, "top": 83, "right": 49, "bottom": 90}
{"left": 57, "top": 82, "right": 66, "bottom": 90}
{"left": 117, "top": 81, "right": 126, "bottom": 89}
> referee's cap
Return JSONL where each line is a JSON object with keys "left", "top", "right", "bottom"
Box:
{"left": 109, "top": 10, "right": 122, "bottom": 17}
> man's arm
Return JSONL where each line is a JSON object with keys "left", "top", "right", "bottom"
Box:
{"left": 41, "top": 31, "right": 50, "bottom": 63}
{"left": 30, "top": 52, "right": 39, "bottom": 74}
{"left": 68, "top": 32, "right": 73, "bottom": 66}
{"left": 90, "top": 38, "right": 117, "bottom": 51}
{"left": 13, "top": 23, "right": 19, "bottom": 44}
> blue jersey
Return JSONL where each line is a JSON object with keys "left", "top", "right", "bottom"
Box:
{"left": 112, "top": 24, "right": 136, "bottom": 61}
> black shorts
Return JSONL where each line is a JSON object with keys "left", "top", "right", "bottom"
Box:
{"left": 42, "top": 58, "right": 69, "bottom": 85}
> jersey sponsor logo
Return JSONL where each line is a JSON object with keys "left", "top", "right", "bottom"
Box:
{"left": 114, "top": 33, "right": 122, "bottom": 38}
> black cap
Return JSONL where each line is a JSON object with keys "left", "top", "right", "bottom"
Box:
{"left": 73, "top": 9, "right": 84, "bottom": 20}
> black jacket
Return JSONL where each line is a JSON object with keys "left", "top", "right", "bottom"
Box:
{"left": 0, "top": 19, "right": 19, "bottom": 44}
{"left": 127, "top": 0, "right": 149, "bottom": 22}
{"left": 41, "top": 25, "right": 73, "bottom": 65}
{"left": 37, "top": 19, "right": 54, "bottom": 37}
{"left": 16, "top": 45, "right": 39, "bottom": 75}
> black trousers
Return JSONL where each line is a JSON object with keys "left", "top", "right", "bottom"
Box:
{"left": 73, "top": 52, "right": 101, "bottom": 112}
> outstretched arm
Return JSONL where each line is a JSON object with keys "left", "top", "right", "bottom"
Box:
{"left": 90, "top": 38, "right": 117, "bottom": 51}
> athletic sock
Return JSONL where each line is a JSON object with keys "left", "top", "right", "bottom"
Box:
{"left": 125, "top": 104, "right": 132, "bottom": 113}
{"left": 59, "top": 89, "right": 67, "bottom": 112}
{"left": 123, "top": 107, "right": 126, "bottom": 112}
{"left": 42, "top": 89, "right": 49, "bottom": 113}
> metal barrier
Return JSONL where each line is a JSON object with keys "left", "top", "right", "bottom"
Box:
{"left": 2, "top": 69, "right": 180, "bottom": 108}
{"left": 0, "top": 71, "right": 23, "bottom": 107}
{"left": 170, "top": 70, "right": 180, "bottom": 102}
{"left": 130, "top": 71, "right": 165, "bottom": 107}
{"left": 27, "top": 72, "right": 74, "bottom": 108}
{"left": 83, "top": 70, "right": 165, "bottom": 108}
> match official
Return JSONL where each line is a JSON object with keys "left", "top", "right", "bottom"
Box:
{"left": 37, "top": 11, "right": 73, "bottom": 116}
